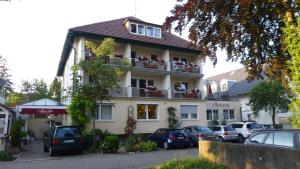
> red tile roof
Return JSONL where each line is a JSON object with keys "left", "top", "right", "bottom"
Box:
{"left": 70, "top": 16, "right": 197, "bottom": 51}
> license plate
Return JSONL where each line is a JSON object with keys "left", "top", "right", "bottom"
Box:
{"left": 64, "top": 140, "right": 74, "bottom": 143}
{"left": 177, "top": 136, "right": 184, "bottom": 139}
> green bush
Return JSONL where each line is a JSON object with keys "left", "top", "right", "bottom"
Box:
{"left": 159, "top": 158, "right": 229, "bottom": 169}
{"left": 99, "top": 135, "right": 120, "bottom": 153}
{"left": 0, "top": 151, "right": 13, "bottom": 161}
{"left": 9, "top": 119, "right": 25, "bottom": 148}
{"left": 82, "top": 131, "right": 93, "bottom": 149}
{"left": 139, "top": 141, "right": 157, "bottom": 152}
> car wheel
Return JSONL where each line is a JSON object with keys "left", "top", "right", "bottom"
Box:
{"left": 43, "top": 145, "right": 49, "bottom": 152}
{"left": 163, "top": 142, "right": 169, "bottom": 150}
{"left": 238, "top": 134, "right": 244, "bottom": 143}
{"left": 218, "top": 137, "right": 224, "bottom": 142}
{"left": 49, "top": 147, "right": 55, "bottom": 157}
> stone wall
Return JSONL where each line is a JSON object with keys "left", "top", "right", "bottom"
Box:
{"left": 199, "top": 141, "right": 300, "bottom": 169}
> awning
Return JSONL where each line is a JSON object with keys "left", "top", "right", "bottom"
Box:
{"left": 20, "top": 108, "right": 66, "bottom": 115}
{"left": 18, "top": 98, "right": 67, "bottom": 115}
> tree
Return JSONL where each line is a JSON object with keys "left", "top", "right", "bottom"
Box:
{"left": 20, "top": 79, "right": 50, "bottom": 101}
{"left": 49, "top": 77, "right": 61, "bottom": 102}
{"left": 0, "top": 55, "right": 13, "bottom": 93}
{"left": 164, "top": 1, "right": 300, "bottom": 87}
{"left": 248, "top": 80, "right": 293, "bottom": 128}
{"left": 68, "top": 38, "right": 128, "bottom": 145}
{"left": 167, "top": 107, "right": 181, "bottom": 129}
{"left": 284, "top": 17, "right": 300, "bottom": 128}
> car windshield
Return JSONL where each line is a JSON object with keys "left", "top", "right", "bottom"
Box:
{"left": 56, "top": 127, "right": 80, "bottom": 137}
{"left": 247, "top": 123, "right": 261, "bottom": 129}
{"left": 194, "top": 127, "right": 212, "bottom": 133}
{"left": 224, "top": 126, "right": 235, "bottom": 131}
{"left": 169, "top": 129, "right": 184, "bottom": 134}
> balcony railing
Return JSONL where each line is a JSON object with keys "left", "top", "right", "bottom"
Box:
{"left": 108, "top": 87, "right": 127, "bottom": 97}
{"left": 132, "top": 87, "right": 167, "bottom": 98}
{"left": 171, "top": 63, "right": 200, "bottom": 73}
{"left": 171, "top": 89, "right": 202, "bottom": 99}
{"left": 132, "top": 60, "right": 166, "bottom": 71}
{"left": 205, "top": 92, "right": 230, "bottom": 101}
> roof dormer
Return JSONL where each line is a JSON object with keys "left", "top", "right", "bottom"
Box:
{"left": 125, "top": 17, "right": 162, "bottom": 38}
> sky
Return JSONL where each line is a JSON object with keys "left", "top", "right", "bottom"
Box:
{"left": 0, "top": 0, "right": 243, "bottom": 90}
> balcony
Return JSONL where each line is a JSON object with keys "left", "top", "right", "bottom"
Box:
{"left": 132, "top": 87, "right": 167, "bottom": 98}
{"left": 171, "top": 62, "right": 200, "bottom": 74}
{"left": 171, "top": 89, "right": 202, "bottom": 99}
{"left": 108, "top": 87, "right": 127, "bottom": 97}
{"left": 132, "top": 56, "right": 167, "bottom": 71}
{"left": 205, "top": 92, "right": 231, "bottom": 101}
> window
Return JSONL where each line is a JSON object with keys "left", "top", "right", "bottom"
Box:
{"left": 138, "top": 25, "right": 145, "bottom": 35}
{"left": 250, "top": 133, "right": 267, "bottom": 143}
{"left": 154, "top": 28, "right": 161, "bottom": 38}
{"left": 265, "top": 133, "right": 273, "bottom": 144}
{"left": 174, "top": 82, "right": 188, "bottom": 91}
{"left": 137, "top": 104, "right": 158, "bottom": 120}
{"left": 223, "top": 109, "right": 235, "bottom": 120}
{"left": 274, "top": 132, "right": 294, "bottom": 147}
{"left": 231, "top": 123, "right": 244, "bottom": 128}
{"left": 146, "top": 26, "right": 154, "bottom": 37}
{"left": 180, "top": 105, "right": 198, "bottom": 119}
{"left": 130, "top": 23, "right": 137, "bottom": 33}
{"left": 221, "top": 83, "right": 227, "bottom": 91}
{"left": 97, "top": 104, "right": 113, "bottom": 120}
{"left": 207, "top": 109, "right": 219, "bottom": 120}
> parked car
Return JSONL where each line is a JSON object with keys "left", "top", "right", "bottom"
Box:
{"left": 209, "top": 125, "right": 238, "bottom": 142}
{"left": 244, "top": 129, "right": 300, "bottom": 169}
{"left": 182, "top": 126, "right": 215, "bottom": 146}
{"left": 148, "top": 128, "right": 189, "bottom": 149}
{"left": 244, "top": 129, "right": 299, "bottom": 147}
{"left": 43, "top": 126, "right": 85, "bottom": 156}
{"left": 228, "top": 121, "right": 263, "bottom": 142}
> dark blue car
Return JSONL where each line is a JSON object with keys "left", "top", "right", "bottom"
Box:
{"left": 148, "top": 128, "right": 189, "bottom": 149}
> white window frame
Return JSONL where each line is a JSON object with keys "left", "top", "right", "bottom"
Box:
{"left": 180, "top": 104, "right": 198, "bottom": 120}
{"left": 96, "top": 104, "right": 114, "bottom": 121}
{"left": 137, "top": 24, "right": 145, "bottom": 35}
{"left": 129, "top": 22, "right": 161, "bottom": 38}
{"left": 223, "top": 109, "right": 235, "bottom": 120}
{"left": 130, "top": 23, "right": 137, "bottom": 34}
{"left": 137, "top": 104, "right": 159, "bottom": 121}
{"left": 154, "top": 28, "right": 161, "bottom": 38}
{"left": 207, "top": 109, "right": 219, "bottom": 121}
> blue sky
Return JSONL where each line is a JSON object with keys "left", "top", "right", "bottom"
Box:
{"left": 0, "top": 0, "right": 243, "bottom": 90}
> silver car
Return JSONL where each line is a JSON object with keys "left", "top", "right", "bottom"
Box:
{"left": 209, "top": 125, "right": 238, "bottom": 142}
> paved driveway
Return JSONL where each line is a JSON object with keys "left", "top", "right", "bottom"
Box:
{"left": 5, "top": 140, "right": 198, "bottom": 169}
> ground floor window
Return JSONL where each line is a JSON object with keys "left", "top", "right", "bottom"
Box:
{"left": 223, "top": 109, "right": 235, "bottom": 120}
{"left": 137, "top": 104, "right": 157, "bottom": 120}
{"left": 180, "top": 105, "right": 198, "bottom": 119}
{"left": 207, "top": 109, "right": 219, "bottom": 120}
{"left": 97, "top": 104, "right": 113, "bottom": 120}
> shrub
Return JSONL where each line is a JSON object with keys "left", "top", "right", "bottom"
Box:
{"left": 9, "top": 119, "right": 25, "bottom": 148}
{"left": 99, "top": 135, "right": 120, "bottom": 153}
{"left": 82, "top": 131, "right": 93, "bottom": 148}
{"left": 159, "top": 158, "right": 229, "bottom": 169}
{"left": 124, "top": 135, "right": 138, "bottom": 152}
{"left": 139, "top": 141, "right": 157, "bottom": 152}
{"left": 0, "top": 151, "right": 13, "bottom": 161}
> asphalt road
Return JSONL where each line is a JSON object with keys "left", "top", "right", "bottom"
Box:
{"left": 1, "top": 148, "right": 198, "bottom": 169}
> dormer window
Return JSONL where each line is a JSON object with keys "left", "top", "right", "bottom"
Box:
{"left": 146, "top": 26, "right": 154, "bottom": 37}
{"left": 138, "top": 25, "right": 145, "bottom": 35}
{"left": 129, "top": 22, "right": 161, "bottom": 38}
{"left": 130, "top": 23, "right": 137, "bottom": 34}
